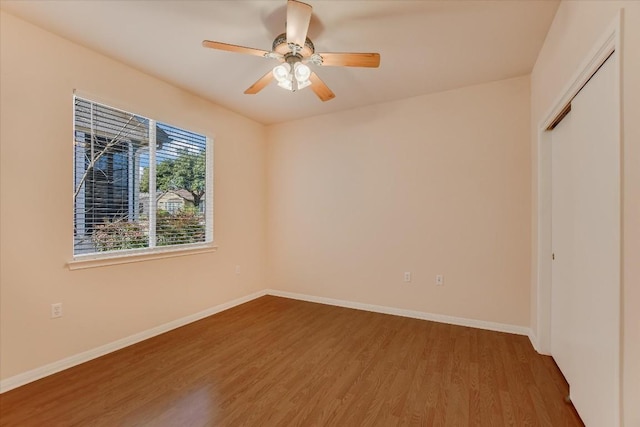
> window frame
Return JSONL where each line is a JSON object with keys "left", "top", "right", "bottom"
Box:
{"left": 69, "top": 95, "right": 216, "bottom": 269}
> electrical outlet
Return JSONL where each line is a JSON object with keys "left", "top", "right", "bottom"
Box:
{"left": 235, "top": 265, "right": 241, "bottom": 275}
{"left": 436, "top": 275, "right": 444, "bottom": 286}
{"left": 404, "top": 272, "right": 411, "bottom": 282}
{"left": 51, "top": 303, "right": 63, "bottom": 319}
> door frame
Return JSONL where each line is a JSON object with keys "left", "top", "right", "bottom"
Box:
{"left": 534, "top": 11, "right": 622, "bottom": 358}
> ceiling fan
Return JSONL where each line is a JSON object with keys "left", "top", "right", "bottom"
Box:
{"left": 202, "top": 0, "right": 381, "bottom": 102}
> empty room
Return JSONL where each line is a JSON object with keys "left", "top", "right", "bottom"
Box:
{"left": 0, "top": 1, "right": 638, "bottom": 426}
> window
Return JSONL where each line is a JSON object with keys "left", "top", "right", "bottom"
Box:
{"left": 73, "top": 96, "right": 212, "bottom": 258}
{"left": 165, "top": 199, "right": 182, "bottom": 215}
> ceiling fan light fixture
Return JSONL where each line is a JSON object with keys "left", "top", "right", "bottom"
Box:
{"left": 277, "top": 79, "right": 293, "bottom": 91}
{"left": 296, "top": 79, "right": 312, "bottom": 90}
{"left": 202, "top": 0, "right": 380, "bottom": 101}
{"left": 294, "top": 62, "right": 311, "bottom": 83}
{"left": 273, "top": 63, "right": 291, "bottom": 83}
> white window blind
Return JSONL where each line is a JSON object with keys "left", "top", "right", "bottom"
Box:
{"left": 73, "top": 96, "right": 212, "bottom": 257}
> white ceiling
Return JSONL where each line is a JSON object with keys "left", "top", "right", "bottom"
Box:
{"left": 0, "top": 0, "right": 559, "bottom": 125}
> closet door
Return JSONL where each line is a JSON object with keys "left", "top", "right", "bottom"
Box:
{"left": 550, "top": 109, "right": 574, "bottom": 386}
{"left": 550, "top": 52, "right": 620, "bottom": 427}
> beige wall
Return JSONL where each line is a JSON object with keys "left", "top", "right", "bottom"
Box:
{"left": 530, "top": 2, "right": 640, "bottom": 425}
{"left": 267, "top": 76, "right": 531, "bottom": 327}
{"left": 0, "top": 11, "right": 267, "bottom": 380}
{"left": 4, "top": 4, "right": 636, "bottom": 423}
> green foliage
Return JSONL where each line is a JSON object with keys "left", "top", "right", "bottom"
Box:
{"left": 91, "top": 208, "right": 205, "bottom": 252}
{"left": 139, "top": 167, "right": 150, "bottom": 193}
{"left": 156, "top": 208, "right": 205, "bottom": 246}
{"left": 98, "top": 146, "right": 207, "bottom": 252}
{"left": 92, "top": 220, "right": 148, "bottom": 252}
{"left": 139, "top": 149, "right": 206, "bottom": 207}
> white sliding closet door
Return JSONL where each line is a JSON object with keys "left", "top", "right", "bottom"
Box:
{"left": 550, "top": 52, "right": 620, "bottom": 426}
{"left": 550, "top": 110, "right": 574, "bottom": 386}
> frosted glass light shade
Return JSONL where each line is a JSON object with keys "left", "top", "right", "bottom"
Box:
{"left": 273, "top": 63, "right": 291, "bottom": 82}
{"left": 294, "top": 63, "right": 311, "bottom": 82}
{"left": 277, "top": 79, "right": 293, "bottom": 91}
{"left": 297, "top": 79, "right": 311, "bottom": 90}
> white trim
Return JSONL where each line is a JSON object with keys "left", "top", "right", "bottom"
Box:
{"left": 0, "top": 289, "right": 266, "bottom": 393}
{"left": 148, "top": 118, "right": 157, "bottom": 248}
{"left": 205, "top": 136, "right": 214, "bottom": 243}
{"left": 534, "top": 10, "right": 622, "bottom": 356}
{"left": 0, "top": 288, "right": 534, "bottom": 394}
{"left": 535, "top": 126, "right": 553, "bottom": 355}
{"left": 67, "top": 244, "right": 218, "bottom": 270}
{"left": 540, "top": 38, "right": 617, "bottom": 130}
{"left": 528, "top": 331, "right": 540, "bottom": 354}
{"left": 266, "top": 289, "right": 531, "bottom": 337}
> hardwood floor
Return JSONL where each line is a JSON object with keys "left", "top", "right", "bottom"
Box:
{"left": 0, "top": 296, "right": 583, "bottom": 426}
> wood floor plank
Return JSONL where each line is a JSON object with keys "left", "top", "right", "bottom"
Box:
{"left": 0, "top": 296, "right": 584, "bottom": 426}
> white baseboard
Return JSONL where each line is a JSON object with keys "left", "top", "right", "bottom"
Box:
{"left": 266, "top": 289, "right": 532, "bottom": 337}
{"left": 528, "top": 331, "right": 540, "bottom": 352}
{"left": 0, "top": 289, "right": 267, "bottom": 394}
{"left": 1, "top": 288, "right": 537, "bottom": 394}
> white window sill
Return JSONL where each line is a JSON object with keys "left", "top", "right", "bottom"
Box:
{"left": 67, "top": 244, "right": 218, "bottom": 270}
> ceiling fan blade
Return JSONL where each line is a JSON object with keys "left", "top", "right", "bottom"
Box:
{"left": 309, "top": 72, "right": 335, "bottom": 102}
{"left": 317, "top": 52, "right": 381, "bottom": 68}
{"left": 244, "top": 70, "right": 275, "bottom": 95}
{"left": 286, "top": 0, "right": 312, "bottom": 47}
{"left": 202, "top": 40, "right": 270, "bottom": 58}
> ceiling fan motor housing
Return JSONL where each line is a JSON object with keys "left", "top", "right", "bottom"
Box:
{"left": 272, "top": 32, "right": 315, "bottom": 58}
